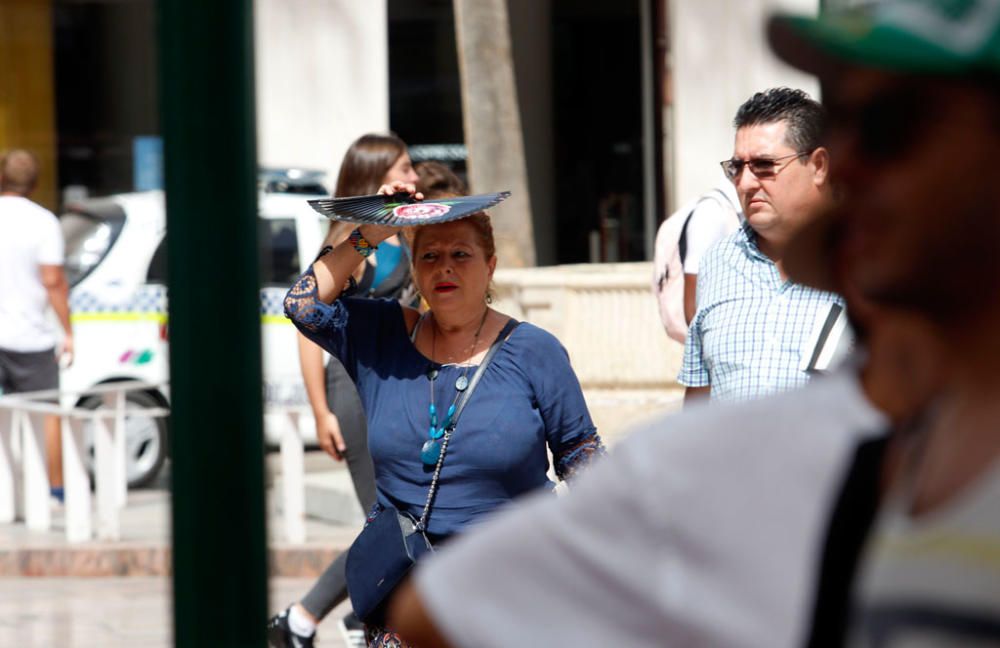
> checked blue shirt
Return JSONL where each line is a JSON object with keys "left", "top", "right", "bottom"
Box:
{"left": 679, "top": 221, "right": 845, "bottom": 402}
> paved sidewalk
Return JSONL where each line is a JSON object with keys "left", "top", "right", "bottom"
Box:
{"left": 0, "top": 576, "right": 350, "bottom": 647}
{"left": 0, "top": 452, "right": 363, "bottom": 578}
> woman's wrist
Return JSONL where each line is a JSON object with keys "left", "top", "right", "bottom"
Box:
{"left": 357, "top": 225, "right": 397, "bottom": 247}
{"left": 348, "top": 227, "right": 378, "bottom": 257}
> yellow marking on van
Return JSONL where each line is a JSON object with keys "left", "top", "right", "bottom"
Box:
{"left": 71, "top": 313, "right": 168, "bottom": 324}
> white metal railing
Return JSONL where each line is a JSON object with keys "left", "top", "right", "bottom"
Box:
{"left": 0, "top": 381, "right": 168, "bottom": 543}
{"left": 273, "top": 405, "right": 309, "bottom": 545}
{"left": 0, "top": 383, "right": 315, "bottom": 546}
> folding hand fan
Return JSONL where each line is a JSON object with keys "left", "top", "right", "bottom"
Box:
{"left": 308, "top": 191, "right": 511, "bottom": 226}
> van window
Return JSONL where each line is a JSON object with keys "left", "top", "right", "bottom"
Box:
{"left": 260, "top": 218, "right": 300, "bottom": 285}
{"left": 145, "top": 220, "right": 300, "bottom": 287}
{"left": 147, "top": 239, "right": 168, "bottom": 284}
{"left": 61, "top": 203, "right": 127, "bottom": 287}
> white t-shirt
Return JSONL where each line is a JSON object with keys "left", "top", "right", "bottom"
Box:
{"left": 415, "top": 365, "right": 886, "bottom": 648}
{"left": 682, "top": 181, "right": 741, "bottom": 275}
{"left": 849, "top": 451, "right": 1000, "bottom": 647}
{"left": 0, "top": 196, "right": 65, "bottom": 352}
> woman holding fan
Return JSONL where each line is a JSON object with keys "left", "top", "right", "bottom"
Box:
{"left": 283, "top": 180, "right": 604, "bottom": 647}
{"left": 269, "top": 133, "right": 423, "bottom": 648}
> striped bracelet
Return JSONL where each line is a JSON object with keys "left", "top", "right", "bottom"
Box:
{"left": 348, "top": 227, "right": 377, "bottom": 258}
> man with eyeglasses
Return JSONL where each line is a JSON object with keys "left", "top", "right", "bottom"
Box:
{"left": 679, "top": 87, "right": 847, "bottom": 403}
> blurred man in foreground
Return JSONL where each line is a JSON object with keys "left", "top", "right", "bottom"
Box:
{"left": 768, "top": 1, "right": 1000, "bottom": 643}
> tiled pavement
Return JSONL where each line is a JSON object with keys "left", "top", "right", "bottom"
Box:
{"left": 0, "top": 576, "right": 351, "bottom": 648}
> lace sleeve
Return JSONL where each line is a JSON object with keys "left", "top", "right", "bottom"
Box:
{"left": 282, "top": 264, "right": 351, "bottom": 336}
{"left": 553, "top": 430, "right": 606, "bottom": 482}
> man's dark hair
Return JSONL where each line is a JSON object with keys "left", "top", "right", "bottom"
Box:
{"left": 734, "top": 87, "right": 826, "bottom": 153}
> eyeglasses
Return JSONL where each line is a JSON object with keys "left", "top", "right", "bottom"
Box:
{"left": 720, "top": 151, "right": 810, "bottom": 181}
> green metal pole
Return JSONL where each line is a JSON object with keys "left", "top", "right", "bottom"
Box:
{"left": 157, "top": 1, "right": 268, "bottom": 646}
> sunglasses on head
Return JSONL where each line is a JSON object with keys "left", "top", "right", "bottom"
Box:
{"left": 719, "top": 151, "right": 810, "bottom": 182}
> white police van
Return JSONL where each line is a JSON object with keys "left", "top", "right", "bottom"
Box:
{"left": 60, "top": 170, "right": 331, "bottom": 487}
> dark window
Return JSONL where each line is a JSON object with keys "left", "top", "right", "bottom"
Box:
{"left": 387, "top": 0, "right": 465, "bottom": 176}
{"left": 259, "top": 218, "right": 300, "bottom": 285}
{"left": 54, "top": 0, "right": 159, "bottom": 197}
{"left": 552, "top": 0, "right": 645, "bottom": 263}
{"left": 146, "top": 238, "right": 168, "bottom": 284}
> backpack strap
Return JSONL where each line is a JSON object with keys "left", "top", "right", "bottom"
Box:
{"left": 678, "top": 187, "right": 738, "bottom": 267}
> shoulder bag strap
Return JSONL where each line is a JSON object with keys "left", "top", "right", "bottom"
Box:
{"left": 416, "top": 317, "right": 521, "bottom": 530}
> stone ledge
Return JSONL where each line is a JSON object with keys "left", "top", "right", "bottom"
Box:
{"left": 0, "top": 544, "right": 347, "bottom": 578}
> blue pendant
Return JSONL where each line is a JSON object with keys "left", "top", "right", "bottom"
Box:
{"left": 421, "top": 439, "right": 442, "bottom": 466}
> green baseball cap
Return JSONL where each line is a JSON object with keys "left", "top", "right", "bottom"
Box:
{"left": 769, "top": 0, "right": 1000, "bottom": 77}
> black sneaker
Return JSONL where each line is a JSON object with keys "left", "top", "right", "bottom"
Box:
{"left": 338, "top": 611, "right": 367, "bottom": 648}
{"left": 266, "top": 608, "right": 315, "bottom": 648}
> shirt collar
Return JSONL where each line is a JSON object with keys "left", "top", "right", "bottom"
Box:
{"left": 736, "top": 220, "right": 771, "bottom": 263}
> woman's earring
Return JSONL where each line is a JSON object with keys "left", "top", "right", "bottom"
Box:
{"left": 485, "top": 292, "right": 493, "bottom": 305}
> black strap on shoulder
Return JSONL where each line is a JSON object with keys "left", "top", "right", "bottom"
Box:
{"left": 678, "top": 210, "right": 694, "bottom": 266}
{"left": 677, "top": 189, "right": 729, "bottom": 272}
{"left": 678, "top": 188, "right": 731, "bottom": 266}
{"left": 448, "top": 318, "right": 520, "bottom": 430}
{"left": 804, "top": 434, "right": 888, "bottom": 647}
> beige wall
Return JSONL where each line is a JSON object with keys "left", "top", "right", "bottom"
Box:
{"left": 254, "top": 0, "right": 389, "bottom": 188}
{"left": 668, "top": 0, "right": 820, "bottom": 210}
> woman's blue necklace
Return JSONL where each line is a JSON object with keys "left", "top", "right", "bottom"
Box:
{"left": 421, "top": 309, "right": 488, "bottom": 466}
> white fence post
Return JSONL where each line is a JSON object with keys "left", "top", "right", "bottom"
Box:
{"left": 0, "top": 408, "right": 17, "bottom": 523}
{"left": 280, "top": 410, "right": 306, "bottom": 544}
{"left": 62, "top": 417, "right": 93, "bottom": 542}
{"left": 92, "top": 413, "right": 120, "bottom": 540}
{"left": 105, "top": 391, "right": 128, "bottom": 508}
{"left": 21, "top": 412, "right": 51, "bottom": 531}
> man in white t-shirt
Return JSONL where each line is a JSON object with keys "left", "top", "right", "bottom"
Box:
{"left": 0, "top": 149, "right": 73, "bottom": 501}
{"left": 767, "top": 1, "right": 1000, "bottom": 645}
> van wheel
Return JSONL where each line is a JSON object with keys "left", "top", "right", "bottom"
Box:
{"left": 81, "top": 390, "right": 168, "bottom": 489}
